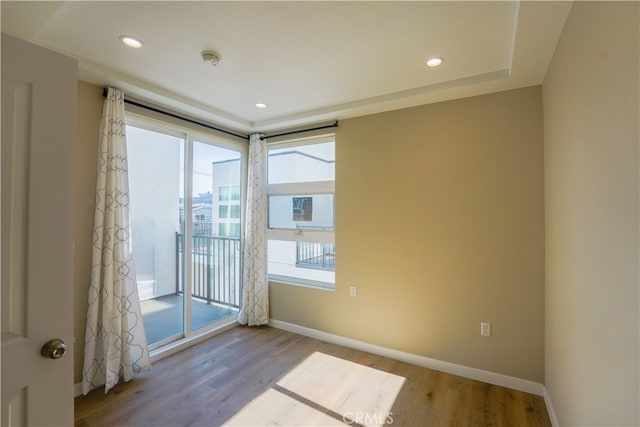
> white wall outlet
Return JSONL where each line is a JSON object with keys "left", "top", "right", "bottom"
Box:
{"left": 349, "top": 285, "right": 357, "bottom": 297}
{"left": 481, "top": 322, "right": 491, "bottom": 337}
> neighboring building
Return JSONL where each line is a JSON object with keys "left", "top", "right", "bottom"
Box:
{"left": 212, "top": 149, "right": 336, "bottom": 282}
{"left": 267, "top": 149, "right": 335, "bottom": 230}
{"left": 211, "top": 151, "right": 335, "bottom": 235}
{"left": 211, "top": 159, "right": 242, "bottom": 237}
{"left": 182, "top": 192, "right": 213, "bottom": 235}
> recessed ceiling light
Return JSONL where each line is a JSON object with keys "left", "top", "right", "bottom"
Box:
{"left": 255, "top": 102, "right": 268, "bottom": 109}
{"left": 119, "top": 35, "right": 144, "bottom": 48}
{"left": 426, "top": 57, "right": 444, "bottom": 67}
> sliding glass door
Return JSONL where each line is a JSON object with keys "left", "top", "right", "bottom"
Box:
{"left": 127, "top": 124, "right": 185, "bottom": 346}
{"left": 126, "top": 118, "right": 245, "bottom": 349}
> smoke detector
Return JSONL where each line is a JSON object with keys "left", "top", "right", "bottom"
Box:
{"left": 201, "top": 51, "right": 221, "bottom": 67}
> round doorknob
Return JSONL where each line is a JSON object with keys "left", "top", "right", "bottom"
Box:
{"left": 40, "top": 339, "right": 67, "bottom": 359}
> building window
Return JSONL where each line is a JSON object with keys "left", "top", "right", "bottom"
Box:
{"left": 195, "top": 214, "right": 206, "bottom": 221}
{"left": 219, "top": 223, "right": 240, "bottom": 237}
{"left": 219, "top": 204, "right": 241, "bottom": 219}
{"left": 219, "top": 185, "right": 240, "bottom": 201}
{"left": 292, "top": 197, "right": 313, "bottom": 221}
{"left": 267, "top": 136, "right": 335, "bottom": 289}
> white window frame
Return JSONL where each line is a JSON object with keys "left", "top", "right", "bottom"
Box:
{"left": 266, "top": 135, "right": 336, "bottom": 290}
{"left": 124, "top": 110, "right": 248, "bottom": 350}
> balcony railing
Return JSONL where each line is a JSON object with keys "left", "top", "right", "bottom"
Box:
{"left": 294, "top": 225, "right": 335, "bottom": 271}
{"left": 175, "top": 232, "right": 241, "bottom": 309}
{"left": 296, "top": 242, "right": 335, "bottom": 271}
{"left": 193, "top": 221, "right": 213, "bottom": 236}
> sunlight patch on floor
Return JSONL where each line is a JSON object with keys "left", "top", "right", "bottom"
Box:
{"left": 224, "top": 388, "right": 345, "bottom": 426}
{"left": 224, "top": 351, "right": 405, "bottom": 427}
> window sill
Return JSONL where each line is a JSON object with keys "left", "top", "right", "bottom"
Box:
{"left": 268, "top": 274, "right": 335, "bottom": 292}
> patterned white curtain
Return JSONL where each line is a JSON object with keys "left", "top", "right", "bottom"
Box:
{"left": 238, "top": 134, "right": 269, "bottom": 325}
{"left": 82, "top": 88, "right": 150, "bottom": 395}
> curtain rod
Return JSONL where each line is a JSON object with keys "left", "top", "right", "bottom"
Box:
{"left": 103, "top": 88, "right": 249, "bottom": 141}
{"left": 261, "top": 121, "right": 338, "bottom": 140}
{"left": 103, "top": 88, "right": 338, "bottom": 142}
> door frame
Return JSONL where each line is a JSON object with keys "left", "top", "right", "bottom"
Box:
{"left": 124, "top": 111, "right": 247, "bottom": 359}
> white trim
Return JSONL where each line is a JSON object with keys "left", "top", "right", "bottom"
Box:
{"left": 150, "top": 318, "right": 238, "bottom": 363}
{"left": 268, "top": 181, "right": 335, "bottom": 195}
{"left": 268, "top": 276, "right": 335, "bottom": 291}
{"left": 267, "top": 229, "right": 335, "bottom": 244}
{"left": 265, "top": 134, "right": 335, "bottom": 148}
{"left": 543, "top": 387, "right": 560, "bottom": 427}
{"left": 183, "top": 135, "right": 194, "bottom": 335}
{"left": 74, "top": 382, "right": 83, "bottom": 398}
{"left": 269, "top": 319, "right": 545, "bottom": 396}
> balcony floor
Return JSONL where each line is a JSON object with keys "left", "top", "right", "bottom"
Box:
{"left": 141, "top": 294, "right": 238, "bottom": 344}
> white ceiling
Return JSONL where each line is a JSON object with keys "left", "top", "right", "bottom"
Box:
{"left": 1, "top": 1, "right": 573, "bottom": 133}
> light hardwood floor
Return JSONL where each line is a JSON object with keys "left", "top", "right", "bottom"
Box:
{"left": 75, "top": 326, "right": 551, "bottom": 426}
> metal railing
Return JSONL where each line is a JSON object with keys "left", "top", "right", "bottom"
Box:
{"left": 192, "top": 221, "right": 213, "bottom": 236}
{"left": 294, "top": 225, "right": 335, "bottom": 271}
{"left": 296, "top": 242, "right": 335, "bottom": 271}
{"left": 175, "top": 232, "right": 241, "bottom": 309}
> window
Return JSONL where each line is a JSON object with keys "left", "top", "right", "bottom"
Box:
{"left": 219, "top": 185, "right": 240, "bottom": 201}
{"left": 195, "top": 214, "right": 206, "bottom": 221}
{"left": 268, "top": 194, "right": 334, "bottom": 229}
{"left": 219, "top": 204, "right": 241, "bottom": 219}
{"left": 267, "top": 137, "right": 335, "bottom": 289}
{"left": 219, "top": 223, "right": 240, "bottom": 237}
{"left": 292, "top": 197, "right": 312, "bottom": 221}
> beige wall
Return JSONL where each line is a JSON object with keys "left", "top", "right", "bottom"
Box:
{"left": 72, "top": 87, "right": 545, "bottom": 387}
{"left": 543, "top": 2, "right": 639, "bottom": 425}
{"left": 73, "top": 81, "right": 103, "bottom": 383}
{"left": 271, "top": 86, "right": 546, "bottom": 382}
{"left": 70, "top": 6, "right": 639, "bottom": 417}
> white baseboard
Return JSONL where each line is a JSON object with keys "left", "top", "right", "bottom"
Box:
{"left": 74, "top": 382, "right": 83, "bottom": 397}
{"left": 74, "top": 319, "right": 557, "bottom": 421}
{"left": 269, "top": 319, "right": 546, "bottom": 397}
{"left": 543, "top": 387, "right": 560, "bottom": 426}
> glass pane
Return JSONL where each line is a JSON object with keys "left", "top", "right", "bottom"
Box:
{"left": 190, "top": 142, "right": 242, "bottom": 331}
{"left": 219, "top": 185, "right": 241, "bottom": 201}
{"left": 127, "top": 125, "right": 185, "bottom": 345}
{"left": 268, "top": 240, "right": 336, "bottom": 283}
{"left": 268, "top": 194, "right": 334, "bottom": 230}
{"left": 268, "top": 141, "right": 335, "bottom": 184}
{"left": 219, "top": 205, "right": 241, "bottom": 219}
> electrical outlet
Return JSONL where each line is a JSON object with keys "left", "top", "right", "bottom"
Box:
{"left": 349, "top": 286, "right": 357, "bottom": 297}
{"left": 481, "top": 322, "right": 491, "bottom": 337}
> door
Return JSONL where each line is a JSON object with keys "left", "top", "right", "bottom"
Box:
{"left": 125, "top": 118, "right": 245, "bottom": 349}
{"left": 1, "top": 34, "right": 77, "bottom": 426}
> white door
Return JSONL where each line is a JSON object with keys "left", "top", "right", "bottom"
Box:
{"left": 1, "top": 34, "right": 77, "bottom": 426}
